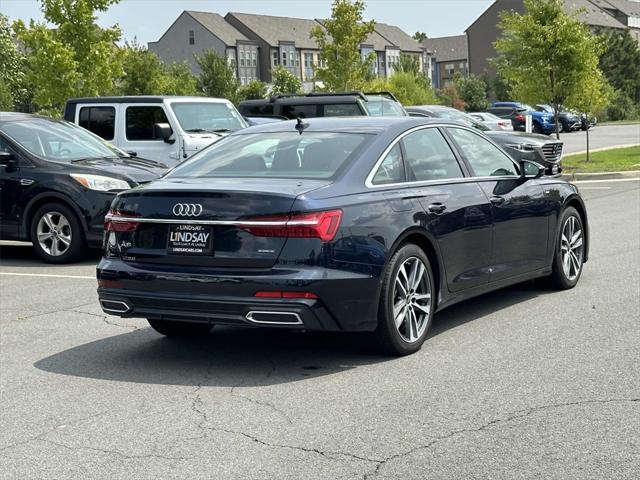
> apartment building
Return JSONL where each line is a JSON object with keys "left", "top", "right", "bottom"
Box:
{"left": 421, "top": 35, "right": 468, "bottom": 88}
{"left": 149, "top": 10, "right": 429, "bottom": 90}
{"left": 148, "top": 11, "right": 259, "bottom": 83}
{"left": 466, "top": 0, "right": 639, "bottom": 78}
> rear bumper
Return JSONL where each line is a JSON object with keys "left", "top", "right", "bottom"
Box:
{"left": 96, "top": 258, "right": 381, "bottom": 332}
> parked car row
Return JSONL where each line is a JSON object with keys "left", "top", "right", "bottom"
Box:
{"left": 1, "top": 92, "right": 565, "bottom": 264}
{"left": 1, "top": 95, "right": 588, "bottom": 356}
{"left": 485, "top": 101, "right": 595, "bottom": 134}
{"left": 405, "top": 105, "right": 563, "bottom": 175}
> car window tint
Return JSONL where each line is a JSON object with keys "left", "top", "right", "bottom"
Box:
{"left": 323, "top": 103, "right": 362, "bottom": 116}
{"left": 372, "top": 144, "right": 404, "bottom": 185}
{"left": 168, "top": 132, "right": 369, "bottom": 180}
{"left": 446, "top": 127, "right": 517, "bottom": 177}
{"left": 402, "top": 128, "right": 463, "bottom": 181}
{"left": 281, "top": 104, "right": 317, "bottom": 119}
{"left": 243, "top": 104, "right": 274, "bottom": 116}
{"left": 78, "top": 106, "right": 115, "bottom": 140}
{"left": 125, "top": 106, "right": 169, "bottom": 141}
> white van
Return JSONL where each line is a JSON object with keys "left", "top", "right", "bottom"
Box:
{"left": 64, "top": 96, "right": 248, "bottom": 166}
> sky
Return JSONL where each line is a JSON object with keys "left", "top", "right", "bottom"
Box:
{"left": 1, "top": 0, "right": 494, "bottom": 44}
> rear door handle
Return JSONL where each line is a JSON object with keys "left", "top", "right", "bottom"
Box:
{"left": 427, "top": 203, "right": 447, "bottom": 215}
{"left": 490, "top": 196, "right": 505, "bottom": 206}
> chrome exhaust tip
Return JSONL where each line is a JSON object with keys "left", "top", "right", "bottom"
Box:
{"left": 100, "top": 299, "right": 131, "bottom": 314}
{"left": 245, "top": 311, "right": 303, "bottom": 325}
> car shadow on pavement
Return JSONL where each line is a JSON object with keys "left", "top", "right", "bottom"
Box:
{"left": 33, "top": 281, "right": 552, "bottom": 387}
{"left": 0, "top": 243, "right": 101, "bottom": 267}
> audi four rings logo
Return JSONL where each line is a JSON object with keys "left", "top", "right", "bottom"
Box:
{"left": 172, "top": 203, "right": 203, "bottom": 216}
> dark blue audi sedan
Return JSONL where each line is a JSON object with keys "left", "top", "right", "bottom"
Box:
{"left": 97, "top": 117, "right": 588, "bottom": 355}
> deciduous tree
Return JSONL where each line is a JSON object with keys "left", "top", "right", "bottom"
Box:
{"left": 494, "top": 0, "right": 608, "bottom": 138}
{"left": 196, "top": 50, "right": 238, "bottom": 101}
{"left": 14, "top": 0, "right": 123, "bottom": 116}
{"left": 413, "top": 31, "right": 427, "bottom": 42}
{"left": 454, "top": 73, "right": 489, "bottom": 111}
{"left": 271, "top": 67, "right": 302, "bottom": 95}
{"left": 0, "top": 13, "right": 28, "bottom": 110}
{"left": 238, "top": 80, "right": 269, "bottom": 101}
{"left": 120, "top": 41, "right": 198, "bottom": 96}
{"left": 311, "top": 0, "right": 376, "bottom": 91}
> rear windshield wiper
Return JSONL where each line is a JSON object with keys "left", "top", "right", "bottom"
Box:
{"left": 185, "top": 128, "right": 225, "bottom": 135}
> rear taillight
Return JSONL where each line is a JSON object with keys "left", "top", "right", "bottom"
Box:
{"left": 104, "top": 209, "right": 140, "bottom": 232}
{"left": 515, "top": 114, "right": 525, "bottom": 121}
{"left": 240, "top": 209, "right": 343, "bottom": 242}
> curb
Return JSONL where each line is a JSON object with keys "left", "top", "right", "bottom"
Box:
{"left": 561, "top": 170, "right": 640, "bottom": 182}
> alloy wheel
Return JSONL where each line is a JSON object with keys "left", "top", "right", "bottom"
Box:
{"left": 560, "top": 216, "right": 583, "bottom": 281}
{"left": 37, "top": 211, "right": 72, "bottom": 257}
{"left": 392, "top": 257, "right": 431, "bottom": 343}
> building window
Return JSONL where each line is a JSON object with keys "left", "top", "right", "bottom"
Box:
{"left": 239, "top": 51, "right": 245, "bottom": 67}
{"left": 241, "top": 77, "right": 246, "bottom": 85}
{"left": 272, "top": 51, "right": 279, "bottom": 66}
{"left": 445, "top": 63, "right": 455, "bottom": 76}
{"left": 282, "top": 51, "right": 287, "bottom": 66}
{"left": 189, "top": 30, "right": 194, "bottom": 45}
{"left": 252, "top": 51, "right": 257, "bottom": 67}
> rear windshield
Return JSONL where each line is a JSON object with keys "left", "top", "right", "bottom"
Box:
{"left": 167, "top": 132, "right": 371, "bottom": 180}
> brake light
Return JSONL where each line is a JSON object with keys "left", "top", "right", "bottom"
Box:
{"left": 515, "top": 114, "right": 525, "bottom": 121}
{"left": 255, "top": 291, "right": 318, "bottom": 299}
{"left": 240, "top": 210, "right": 343, "bottom": 242}
{"left": 104, "top": 209, "right": 140, "bottom": 232}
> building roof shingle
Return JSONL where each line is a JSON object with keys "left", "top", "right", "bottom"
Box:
{"left": 564, "top": 0, "right": 628, "bottom": 28}
{"left": 226, "top": 12, "right": 321, "bottom": 49}
{"left": 186, "top": 11, "right": 250, "bottom": 45}
{"left": 421, "top": 35, "right": 468, "bottom": 62}
{"left": 598, "top": 0, "right": 640, "bottom": 17}
{"left": 374, "top": 23, "right": 424, "bottom": 52}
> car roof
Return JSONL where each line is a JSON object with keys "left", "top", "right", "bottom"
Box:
{"left": 66, "top": 96, "right": 230, "bottom": 104}
{"left": 0, "top": 112, "right": 56, "bottom": 124}
{"left": 231, "top": 116, "right": 456, "bottom": 135}
{"left": 239, "top": 95, "right": 362, "bottom": 106}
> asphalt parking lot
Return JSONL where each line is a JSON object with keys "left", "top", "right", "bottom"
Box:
{"left": 560, "top": 123, "right": 639, "bottom": 154}
{"left": 1, "top": 179, "right": 639, "bottom": 479}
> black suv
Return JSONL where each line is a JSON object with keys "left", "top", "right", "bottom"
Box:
{"left": 0, "top": 113, "right": 166, "bottom": 263}
{"left": 238, "top": 92, "right": 407, "bottom": 119}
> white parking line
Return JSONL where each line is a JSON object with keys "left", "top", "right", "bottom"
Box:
{"left": 579, "top": 186, "right": 612, "bottom": 190}
{"left": 0, "top": 272, "right": 94, "bottom": 280}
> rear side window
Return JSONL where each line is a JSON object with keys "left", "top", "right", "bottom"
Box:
{"left": 323, "top": 103, "right": 362, "bottom": 116}
{"left": 241, "top": 104, "right": 274, "bottom": 116}
{"left": 78, "top": 106, "right": 115, "bottom": 140}
{"left": 402, "top": 128, "right": 463, "bottom": 181}
{"left": 446, "top": 127, "right": 517, "bottom": 177}
{"left": 125, "top": 106, "right": 169, "bottom": 141}
{"left": 372, "top": 143, "right": 404, "bottom": 185}
{"left": 281, "top": 104, "right": 317, "bottom": 119}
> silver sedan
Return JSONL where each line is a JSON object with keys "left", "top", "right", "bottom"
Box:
{"left": 469, "top": 112, "right": 514, "bottom": 131}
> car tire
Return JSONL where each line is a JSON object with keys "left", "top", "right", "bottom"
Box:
{"left": 546, "top": 207, "right": 585, "bottom": 290}
{"left": 374, "top": 244, "right": 435, "bottom": 356}
{"left": 147, "top": 319, "right": 213, "bottom": 337}
{"left": 30, "top": 202, "right": 85, "bottom": 264}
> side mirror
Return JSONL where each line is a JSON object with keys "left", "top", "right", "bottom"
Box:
{"left": 520, "top": 159, "right": 545, "bottom": 179}
{"left": 153, "top": 123, "right": 174, "bottom": 143}
{"left": 0, "top": 151, "right": 17, "bottom": 172}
